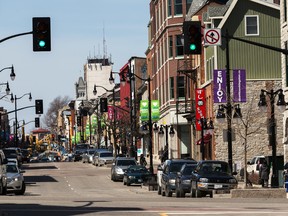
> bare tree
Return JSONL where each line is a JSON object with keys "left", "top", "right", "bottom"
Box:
{"left": 43, "top": 96, "right": 71, "bottom": 134}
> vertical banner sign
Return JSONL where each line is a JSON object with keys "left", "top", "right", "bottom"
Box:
{"left": 213, "top": 69, "right": 227, "bottom": 103}
{"left": 107, "top": 106, "right": 113, "bottom": 120}
{"left": 140, "top": 100, "right": 149, "bottom": 121}
{"left": 233, "top": 69, "right": 246, "bottom": 102}
{"left": 195, "top": 89, "right": 206, "bottom": 131}
{"left": 151, "top": 100, "right": 160, "bottom": 122}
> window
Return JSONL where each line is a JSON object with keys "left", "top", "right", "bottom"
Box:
{"left": 176, "top": 35, "right": 184, "bottom": 56}
{"left": 186, "top": 0, "right": 192, "bottom": 13}
{"left": 245, "top": 15, "right": 259, "bottom": 36}
{"left": 174, "top": 0, "right": 182, "bottom": 15}
{"left": 177, "top": 76, "right": 185, "bottom": 98}
{"left": 170, "top": 77, "right": 174, "bottom": 99}
{"left": 169, "top": 36, "right": 173, "bottom": 58}
{"left": 168, "top": 0, "right": 172, "bottom": 17}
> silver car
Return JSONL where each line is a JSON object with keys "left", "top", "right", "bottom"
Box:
{"left": 6, "top": 162, "right": 26, "bottom": 195}
{"left": 94, "top": 151, "right": 114, "bottom": 166}
{"left": 111, "top": 157, "right": 137, "bottom": 181}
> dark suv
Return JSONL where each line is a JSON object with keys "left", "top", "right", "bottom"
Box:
{"left": 160, "top": 158, "right": 196, "bottom": 197}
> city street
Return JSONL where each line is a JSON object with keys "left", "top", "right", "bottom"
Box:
{"left": 0, "top": 161, "right": 287, "bottom": 216}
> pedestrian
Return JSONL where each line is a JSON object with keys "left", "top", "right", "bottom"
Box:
{"left": 140, "top": 154, "right": 147, "bottom": 167}
{"left": 259, "top": 159, "right": 270, "bottom": 188}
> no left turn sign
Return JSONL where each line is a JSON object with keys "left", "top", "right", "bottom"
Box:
{"left": 204, "top": 29, "right": 222, "bottom": 46}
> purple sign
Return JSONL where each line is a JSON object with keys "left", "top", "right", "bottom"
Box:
{"left": 233, "top": 69, "right": 246, "bottom": 102}
{"left": 213, "top": 69, "right": 227, "bottom": 103}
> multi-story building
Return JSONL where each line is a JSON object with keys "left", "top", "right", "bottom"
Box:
{"left": 147, "top": 0, "right": 205, "bottom": 161}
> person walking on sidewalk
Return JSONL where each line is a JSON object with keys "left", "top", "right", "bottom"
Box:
{"left": 140, "top": 154, "right": 147, "bottom": 167}
{"left": 259, "top": 159, "right": 270, "bottom": 188}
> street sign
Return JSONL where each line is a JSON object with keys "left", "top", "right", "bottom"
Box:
{"left": 204, "top": 29, "right": 221, "bottom": 46}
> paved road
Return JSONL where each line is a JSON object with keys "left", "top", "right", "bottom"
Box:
{"left": 0, "top": 161, "right": 287, "bottom": 216}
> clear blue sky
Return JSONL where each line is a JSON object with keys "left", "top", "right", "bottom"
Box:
{"left": 0, "top": 0, "right": 149, "bottom": 132}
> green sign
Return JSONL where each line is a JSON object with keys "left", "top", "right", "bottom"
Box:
{"left": 151, "top": 100, "right": 160, "bottom": 121}
{"left": 140, "top": 100, "right": 160, "bottom": 122}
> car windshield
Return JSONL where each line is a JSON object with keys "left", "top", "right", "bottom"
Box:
{"left": 100, "top": 152, "right": 113, "bottom": 157}
{"left": 182, "top": 165, "right": 197, "bottom": 175}
{"left": 88, "top": 150, "right": 96, "bottom": 154}
{"left": 117, "top": 160, "right": 136, "bottom": 166}
{"left": 7, "top": 164, "right": 18, "bottom": 173}
{"left": 170, "top": 162, "right": 189, "bottom": 173}
{"left": 200, "top": 162, "right": 231, "bottom": 174}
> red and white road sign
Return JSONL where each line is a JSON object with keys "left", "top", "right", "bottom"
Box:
{"left": 204, "top": 29, "right": 221, "bottom": 46}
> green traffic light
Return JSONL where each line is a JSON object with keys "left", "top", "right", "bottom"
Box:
{"left": 39, "top": 40, "right": 46, "bottom": 47}
{"left": 190, "top": 44, "right": 196, "bottom": 51}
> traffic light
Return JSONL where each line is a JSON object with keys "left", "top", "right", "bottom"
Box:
{"left": 77, "top": 116, "right": 82, "bottom": 126}
{"left": 35, "top": 117, "right": 40, "bottom": 128}
{"left": 100, "top": 98, "right": 108, "bottom": 112}
{"left": 35, "top": 99, "right": 43, "bottom": 114}
{"left": 183, "top": 21, "right": 202, "bottom": 55}
{"left": 32, "top": 17, "right": 51, "bottom": 51}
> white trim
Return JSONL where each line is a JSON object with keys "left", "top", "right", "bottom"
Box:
{"left": 218, "top": 0, "right": 279, "bottom": 29}
{"left": 245, "top": 15, "right": 259, "bottom": 36}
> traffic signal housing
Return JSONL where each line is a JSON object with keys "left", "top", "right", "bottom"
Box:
{"left": 35, "top": 117, "right": 40, "bottom": 128}
{"left": 100, "top": 98, "right": 108, "bottom": 112}
{"left": 183, "top": 21, "right": 202, "bottom": 55}
{"left": 35, "top": 100, "right": 43, "bottom": 114}
{"left": 33, "top": 17, "right": 51, "bottom": 51}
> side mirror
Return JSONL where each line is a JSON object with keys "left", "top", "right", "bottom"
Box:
{"left": 157, "top": 165, "right": 163, "bottom": 171}
{"left": 20, "top": 170, "right": 25, "bottom": 173}
{"left": 247, "top": 161, "right": 251, "bottom": 165}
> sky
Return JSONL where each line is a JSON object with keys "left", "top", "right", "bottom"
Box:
{"left": 0, "top": 0, "right": 149, "bottom": 133}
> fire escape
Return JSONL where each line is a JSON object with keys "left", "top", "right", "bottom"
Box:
{"left": 176, "top": 59, "right": 197, "bottom": 123}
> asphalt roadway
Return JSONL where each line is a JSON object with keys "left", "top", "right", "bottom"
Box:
{"left": 0, "top": 161, "right": 287, "bottom": 216}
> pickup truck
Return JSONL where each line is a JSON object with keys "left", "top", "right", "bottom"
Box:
{"left": 247, "top": 155, "right": 265, "bottom": 174}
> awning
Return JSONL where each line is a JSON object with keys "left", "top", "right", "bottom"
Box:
{"left": 196, "top": 134, "right": 212, "bottom": 145}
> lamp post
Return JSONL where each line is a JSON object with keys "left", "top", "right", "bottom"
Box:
{"left": 93, "top": 84, "right": 117, "bottom": 156}
{"left": 258, "top": 89, "right": 286, "bottom": 188}
{"left": 155, "top": 124, "right": 175, "bottom": 162}
{"left": 0, "top": 65, "right": 16, "bottom": 81}
{"left": 11, "top": 93, "right": 32, "bottom": 146}
{"left": 199, "top": 118, "right": 214, "bottom": 160}
{"left": 0, "top": 82, "right": 11, "bottom": 95}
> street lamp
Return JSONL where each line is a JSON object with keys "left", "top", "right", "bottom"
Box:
{"left": 121, "top": 71, "right": 154, "bottom": 174}
{"left": 0, "top": 65, "right": 16, "bottom": 81}
{"left": 153, "top": 124, "right": 175, "bottom": 162}
{"left": 93, "top": 84, "right": 117, "bottom": 156}
{"left": 11, "top": 93, "right": 32, "bottom": 146}
{"left": 258, "top": 88, "right": 286, "bottom": 188}
{"left": 199, "top": 118, "right": 214, "bottom": 160}
{"left": 0, "top": 82, "right": 11, "bottom": 95}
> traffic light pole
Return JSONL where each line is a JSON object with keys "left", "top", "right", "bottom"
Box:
{"left": 0, "top": 31, "right": 33, "bottom": 44}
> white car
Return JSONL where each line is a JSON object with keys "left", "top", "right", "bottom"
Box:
{"left": 6, "top": 162, "right": 26, "bottom": 195}
{"left": 94, "top": 151, "right": 114, "bottom": 166}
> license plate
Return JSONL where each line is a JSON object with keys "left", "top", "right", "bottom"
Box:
{"left": 214, "top": 184, "right": 222, "bottom": 189}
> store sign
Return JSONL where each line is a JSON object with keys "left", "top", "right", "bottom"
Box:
{"left": 213, "top": 69, "right": 227, "bottom": 103}
{"left": 195, "top": 89, "right": 206, "bottom": 131}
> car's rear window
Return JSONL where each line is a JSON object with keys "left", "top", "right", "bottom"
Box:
{"left": 117, "top": 160, "right": 136, "bottom": 166}
{"left": 100, "top": 152, "right": 113, "bottom": 157}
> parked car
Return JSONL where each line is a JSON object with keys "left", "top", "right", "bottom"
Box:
{"left": 82, "top": 149, "right": 97, "bottom": 163}
{"left": 0, "top": 150, "right": 8, "bottom": 195}
{"left": 6, "top": 162, "right": 26, "bottom": 195}
{"left": 93, "top": 151, "right": 114, "bottom": 166}
{"left": 160, "top": 158, "right": 197, "bottom": 197}
{"left": 123, "top": 165, "right": 151, "bottom": 186}
{"left": 20, "top": 149, "right": 31, "bottom": 163}
{"left": 111, "top": 157, "right": 137, "bottom": 181}
{"left": 190, "top": 160, "right": 238, "bottom": 198}
{"left": 175, "top": 163, "right": 197, "bottom": 197}
{"left": 3, "top": 148, "right": 23, "bottom": 166}
{"left": 73, "top": 149, "right": 86, "bottom": 162}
